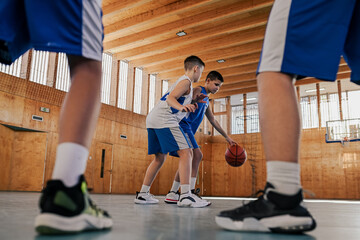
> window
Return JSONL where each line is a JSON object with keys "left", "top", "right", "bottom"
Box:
{"left": 101, "top": 53, "right": 112, "bottom": 105}
{"left": 232, "top": 105, "right": 244, "bottom": 134}
{"left": 133, "top": 67, "right": 143, "bottom": 114}
{"left": 30, "top": 50, "right": 49, "bottom": 85}
{"left": 0, "top": 56, "right": 22, "bottom": 77}
{"left": 117, "top": 60, "right": 128, "bottom": 109}
{"left": 148, "top": 74, "right": 156, "bottom": 112}
{"left": 162, "top": 80, "right": 169, "bottom": 96}
{"left": 55, "top": 53, "right": 71, "bottom": 92}
{"left": 342, "top": 90, "right": 360, "bottom": 120}
{"left": 213, "top": 98, "right": 227, "bottom": 136}
{"left": 300, "top": 96, "right": 319, "bottom": 129}
{"left": 320, "top": 93, "right": 340, "bottom": 127}
{"left": 246, "top": 103, "right": 260, "bottom": 133}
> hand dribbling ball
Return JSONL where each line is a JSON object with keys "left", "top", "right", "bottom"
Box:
{"left": 225, "top": 144, "right": 247, "bottom": 167}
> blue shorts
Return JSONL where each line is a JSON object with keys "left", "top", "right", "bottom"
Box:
{"left": 0, "top": 0, "right": 103, "bottom": 64}
{"left": 169, "top": 125, "right": 199, "bottom": 158}
{"left": 257, "top": 0, "right": 360, "bottom": 84}
{"left": 147, "top": 127, "right": 192, "bottom": 155}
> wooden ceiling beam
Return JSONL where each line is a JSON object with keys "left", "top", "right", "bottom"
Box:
{"left": 105, "top": 5, "right": 271, "bottom": 54}
{"left": 104, "top": 0, "right": 212, "bottom": 37}
{"left": 128, "top": 25, "right": 266, "bottom": 69}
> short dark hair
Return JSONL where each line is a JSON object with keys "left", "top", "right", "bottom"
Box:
{"left": 184, "top": 55, "right": 205, "bottom": 70}
{"left": 206, "top": 71, "right": 223, "bottom": 82}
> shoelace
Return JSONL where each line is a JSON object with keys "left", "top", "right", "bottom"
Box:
{"left": 192, "top": 188, "right": 203, "bottom": 199}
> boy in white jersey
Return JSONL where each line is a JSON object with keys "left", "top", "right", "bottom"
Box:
{"left": 165, "top": 71, "right": 237, "bottom": 206}
{"left": 135, "top": 56, "right": 208, "bottom": 208}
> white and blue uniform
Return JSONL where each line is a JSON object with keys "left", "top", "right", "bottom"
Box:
{"left": 0, "top": 0, "right": 103, "bottom": 64}
{"left": 257, "top": 0, "right": 360, "bottom": 84}
{"left": 170, "top": 86, "right": 209, "bottom": 157}
{"left": 146, "top": 75, "right": 193, "bottom": 155}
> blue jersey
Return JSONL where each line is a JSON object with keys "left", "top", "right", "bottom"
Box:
{"left": 179, "top": 86, "right": 209, "bottom": 133}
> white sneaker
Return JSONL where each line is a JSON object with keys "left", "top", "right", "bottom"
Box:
{"left": 134, "top": 191, "right": 159, "bottom": 204}
{"left": 177, "top": 192, "right": 210, "bottom": 208}
{"left": 164, "top": 190, "right": 180, "bottom": 204}
{"left": 191, "top": 188, "right": 211, "bottom": 206}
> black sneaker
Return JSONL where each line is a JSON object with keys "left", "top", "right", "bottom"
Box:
{"left": 215, "top": 183, "right": 316, "bottom": 234}
{"left": 35, "top": 175, "right": 113, "bottom": 235}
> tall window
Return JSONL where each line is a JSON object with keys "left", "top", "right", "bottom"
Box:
{"left": 0, "top": 56, "right": 22, "bottom": 77}
{"left": 133, "top": 67, "right": 143, "bottom": 114}
{"left": 117, "top": 60, "right": 128, "bottom": 109}
{"left": 342, "top": 90, "right": 360, "bottom": 120}
{"left": 320, "top": 93, "right": 340, "bottom": 127}
{"left": 101, "top": 53, "right": 112, "bottom": 105}
{"left": 300, "top": 96, "right": 319, "bottom": 129}
{"left": 30, "top": 50, "right": 49, "bottom": 85}
{"left": 213, "top": 98, "right": 227, "bottom": 136}
{"left": 232, "top": 105, "right": 244, "bottom": 134}
{"left": 148, "top": 74, "right": 156, "bottom": 112}
{"left": 162, "top": 80, "right": 169, "bottom": 96}
{"left": 246, "top": 103, "right": 260, "bottom": 133}
{"left": 56, "top": 53, "right": 71, "bottom": 92}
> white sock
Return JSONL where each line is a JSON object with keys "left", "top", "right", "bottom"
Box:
{"left": 180, "top": 184, "right": 190, "bottom": 194}
{"left": 267, "top": 161, "right": 301, "bottom": 195}
{"left": 52, "top": 142, "right": 88, "bottom": 187}
{"left": 140, "top": 185, "right": 150, "bottom": 193}
{"left": 190, "top": 177, "right": 197, "bottom": 190}
{"left": 170, "top": 180, "right": 180, "bottom": 192}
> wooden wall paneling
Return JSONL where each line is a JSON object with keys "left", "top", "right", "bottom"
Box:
{"left": 200, "top": 142, "right": 212, "bottom": 196}
{"left": 9, "top": 131, "right": 47, "bottom": 191}
{"left": 0, "top": 91, "right": 25, "bottom": 126}
{"left": 92, "top": 142, "right": 113, "bottom": 193}
{"left": 94, "top": 117, "right": 114, "bottom": 143}
{"left": 155, "top": 155, "right": 179, "bottom": 195}
{"left": 111, "top": 144, "right": 133, "bottom": 193}
{"left": 43, "top": 132, "right": 58, "bottom": 185}
{"left": 0, "top": 124, "right": 14, "bottom": 190}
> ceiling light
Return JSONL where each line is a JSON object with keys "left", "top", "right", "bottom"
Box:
{"left": 217, "top": 59, "right": 226, "bottom": 63}
{"left": 305, "top": 88, "right": 325, "bottom": 93}
{"left": 241, "top": 98, "right": 257, "bottom": 101}
{"left": 176, "top": 31, "right": 187, "bottom": 37}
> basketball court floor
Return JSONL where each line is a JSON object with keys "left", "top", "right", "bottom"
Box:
{"left": 1, "top": 192, "right": 359, "bottom": 240}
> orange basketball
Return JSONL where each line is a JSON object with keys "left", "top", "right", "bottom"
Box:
{"left": 225, "top": 144, "right": 247, "bottom": 167}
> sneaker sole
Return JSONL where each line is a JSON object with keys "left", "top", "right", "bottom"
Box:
{"left": 164, "top": 198, "right": 178, "bottom": 204}
{"left": 35, "top": 213, "right": 113, "bottom": 235}
{"left": 177, "top": 202, "right": 210, "bottom": 208}
{"left": 134, "top": 199, "right": 159, "bottom": 204}
{"left": 215, "top": 215, "right": 316, "bottom": 233}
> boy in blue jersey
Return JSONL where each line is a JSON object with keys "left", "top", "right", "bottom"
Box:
{"left": 164, "top": 71, "right": 236, "bottom": 205}
{"left": 217, "top": 0, "right": 360, "bottom": 234}
{"left": 135, "top": 55, "right": 210, "bottom": 208}
{"left": 0, "top": 0, "right": 112, "bottom": 234}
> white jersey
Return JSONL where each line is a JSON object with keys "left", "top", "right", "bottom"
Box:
{"left": 146, "top": 75, "right": 193, "bottom": 128}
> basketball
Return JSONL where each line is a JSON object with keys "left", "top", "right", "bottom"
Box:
{"left": 225, "top": 144, "right": 247, "bottom": 167}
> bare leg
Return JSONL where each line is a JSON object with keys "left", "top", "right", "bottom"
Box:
{"left": 173, "top": 148, "right": 203, "bottom": 182}
{"left": 59, "top": 56, "right": 102, "bottom": 148}
{"left": 257, "top": 72, "right": 301, "bottom": 163}
{"left": 177, "top": 148, "right": 193, "bottom": 187}
{"left": 142, "top": 153, "right": 166, "bottom": 186}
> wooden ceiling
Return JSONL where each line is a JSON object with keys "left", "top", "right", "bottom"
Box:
{"left": 102, "top": 0, "right": 351, "bottom": 99}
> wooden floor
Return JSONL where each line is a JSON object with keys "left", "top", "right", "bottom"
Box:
{"left": 0, "top": 192, "right": 359, "bottom": 240}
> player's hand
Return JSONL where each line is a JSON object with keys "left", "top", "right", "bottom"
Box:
{"left": 193, "top": 93, "right": 208, "bottom": 103}
{"left": 181, "top": 104, "right": 196, "bottom": 112}
{"left": 226, "top": 137, "right": 237, "bottom": 146}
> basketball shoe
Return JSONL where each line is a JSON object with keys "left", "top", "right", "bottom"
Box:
{"left": 35, "top": 175, "right": 113, "bottom": 235}
{"left": 177, "top": 192, "right": 210, "bottom": 208}
{"left": 164, "top": 190, "right": 180, "bottom": 204}
{"left": 215, "top": 183, "right": 316, "bottom": 234}
{"left": 134, "top": 192, "right": 159, "bottom": 204}
{"left": 191, "top": 188, "right": 211, "bottom": 206}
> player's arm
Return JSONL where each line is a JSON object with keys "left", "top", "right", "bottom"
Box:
{"left": 191, "top": 87, "right": 207, "bottom": 106}
{"left": 166, "top": 80, "right": 196, "bottom": 112}
{"left": 205, "top": 107, "right": 236, "bottom": 145}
